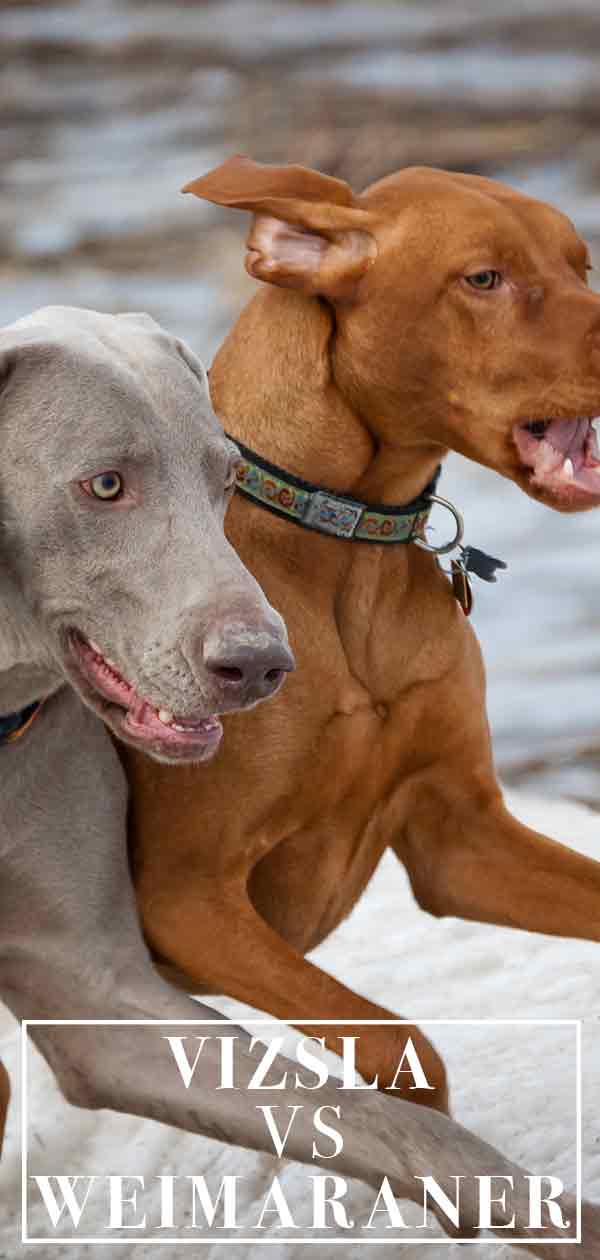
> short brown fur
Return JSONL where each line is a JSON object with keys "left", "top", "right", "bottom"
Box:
{"left": 125, "top": 160, "right": 600, "bottom": 1113}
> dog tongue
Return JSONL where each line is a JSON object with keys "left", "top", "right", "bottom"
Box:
{"left": 544, "top": 417, "right": 590, "bottom": 468}
{"left": 517, "top": 414, "right": 600, "bottom": 497}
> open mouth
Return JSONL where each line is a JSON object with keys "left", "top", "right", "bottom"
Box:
{"left": 514, "top": 415, "right": 600, "bottom": 507}
{"left": 68, "top": 630, "right": 223, "bottom": 762}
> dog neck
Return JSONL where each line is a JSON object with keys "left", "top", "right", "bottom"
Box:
{"left": 210, "top": 287, "right": 445, "bottom": 508}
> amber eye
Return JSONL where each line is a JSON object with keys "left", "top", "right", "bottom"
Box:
{"left": 86, "top": 471, "right": 123, "bottom": 501}
{"left": 466, "top": 270, "right": 502, "bottom": 291}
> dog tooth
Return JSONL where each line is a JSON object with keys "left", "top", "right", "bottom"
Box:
{"left": 590, "top": 419, "right": 600, "bottom": 454}
{"left": 562, "top": 457, "right": 575, "bottom": 480}
{"left": 89, "top": 639, "right": 102, "bottom": 654}
{"left": 158, "top": 708, "right": 174, "bottom": 725}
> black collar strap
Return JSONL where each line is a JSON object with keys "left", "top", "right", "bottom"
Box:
{"left": 230, "top": 436, "right": 441, "bottom": 544}
{"left": 0, "top": 698, "right": 45, "bottom": 745}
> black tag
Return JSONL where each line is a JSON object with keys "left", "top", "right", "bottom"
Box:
{"left": 461, "top": 546, "right": 507, "bottom": 583}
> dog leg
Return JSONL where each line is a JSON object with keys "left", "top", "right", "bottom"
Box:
{"left": 13, "top": 877, "right": 595, "bottom": 1257}
{"left": 2, "top": 697, "right": 593, "bottom": 1251}
{"left": 3, "top": 706, "right": 590, "bottom": 1251}
{"left": 25, "top": 920, "right": 593, "bottom": 1253}
{"left": 20, "top": 1006, "right": 600, "bottom": 1258}
{"left": 398, "top": 785, "right": 600, "bottom": 938}
{"left": 143, "top": 882, "right": 450, "bottom": 1112}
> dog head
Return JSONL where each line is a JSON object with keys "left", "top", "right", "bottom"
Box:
{"left": 184, "top": 156, "right": 600, "bottom": 513}
{"left": 0, "top": 306, "right": 293, "bottom": 763}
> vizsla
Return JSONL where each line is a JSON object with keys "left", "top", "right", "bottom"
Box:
{"left": 123, "top": 160, "right": 600, "bottom": 1122}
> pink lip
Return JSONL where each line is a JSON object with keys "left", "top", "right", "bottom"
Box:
{"left": 68, "top": 631, "right": 223, "bottom": 760}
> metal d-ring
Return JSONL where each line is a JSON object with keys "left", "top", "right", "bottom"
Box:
{"left": 415, "top": 494, "right": 464, "bottom": 556}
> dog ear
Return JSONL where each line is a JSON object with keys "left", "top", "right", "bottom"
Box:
{"left": 182, "top": 155, "right": 377, "bottom": 301}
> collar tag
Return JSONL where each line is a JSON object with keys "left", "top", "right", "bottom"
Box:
{"left": 451, "top": 559, "right": 474, "bottom": 616}
{"left": 460, "top": 545, "right": 507, "bottom": 583}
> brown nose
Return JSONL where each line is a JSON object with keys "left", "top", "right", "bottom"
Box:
{"left": 203, "top": 623, "right": 295, "bottom": 700}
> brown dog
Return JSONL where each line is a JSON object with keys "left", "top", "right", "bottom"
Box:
{"left": 124, "top": 159, "right": 600, "bottom": 1116}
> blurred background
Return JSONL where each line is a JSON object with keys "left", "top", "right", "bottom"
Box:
{"left": 1, "top": 0, "right": 600, "bottom": 807}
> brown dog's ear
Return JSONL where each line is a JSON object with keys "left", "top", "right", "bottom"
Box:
{"left": 183, "top": 155, "right": 377, "bottom": 300}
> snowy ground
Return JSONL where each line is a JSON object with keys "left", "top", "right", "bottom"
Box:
{"left": 1, "top": 790, "right": 598, "bottom": 1258}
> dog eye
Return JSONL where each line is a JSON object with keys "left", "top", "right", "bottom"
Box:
{"left": 83, "top": 471, "right": 124, "bottom": 501}
{"left": 465, "top": 270, "right": 502, "bottom": 291}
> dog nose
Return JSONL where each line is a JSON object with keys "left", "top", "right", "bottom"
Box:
{"left": 203, "top": 624, "right": 295, "bottom": 699}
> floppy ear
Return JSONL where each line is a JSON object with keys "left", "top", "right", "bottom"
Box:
{"left": 182, "top": 155, "right": 377, "bottom": 301}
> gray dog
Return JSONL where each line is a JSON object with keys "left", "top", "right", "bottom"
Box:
{"left": 0, "top": 307, "right": 595, "bottom": 1255}
{"left": 0, "top": 304, "right": 297, "bottom": 1138}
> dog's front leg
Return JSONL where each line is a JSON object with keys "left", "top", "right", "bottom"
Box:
{"left": 142, "top": 874, "right": 450, "bottom": 1112}
{"left": 387, "top": 638, "right": 600, "bottom": 939}
{"left": 398, "top": 779, "right": 600, "bottom": 939}
{"left": 0, "top": 691, "right": 446, "bottom": 1174}
{"left": 23, "top": 1012, "right": 600, "bottom": 1258}
{"left": 3, "top": 699, "right": 597, "bottom": 1252}
{"left": 16, "top": 864, "right": 597, "bottom": 1260}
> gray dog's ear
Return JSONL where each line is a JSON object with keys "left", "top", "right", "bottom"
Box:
{"left": 115, "top": 313, "right": 209, "bottom": 390}
{"left": 0, "top": 326, "right": 55, "bottom": 673}
{"left": 0, "top": 325, "right": 55, "bottom": 383}
{"left": 174, "top": 337, "right": 209, "bottom": 389}
{"left": 183, "top": 155, "right": 377, "bottom": 302}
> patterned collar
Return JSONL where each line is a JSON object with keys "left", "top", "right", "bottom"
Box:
{"left": 230, "top": 436, "right": 441, "bottom": 544}
{"left": 0, "top": 698, "right": 45, "bottom": 745}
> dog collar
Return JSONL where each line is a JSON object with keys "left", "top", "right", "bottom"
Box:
{"left": 230, "top": 436, "right": 441, "bottom": 544}
{"left": 229, "top": 436, "right": 507, "bottom": 616}
{"left": 0, "top": 698, "right": 44, "bottom": 745}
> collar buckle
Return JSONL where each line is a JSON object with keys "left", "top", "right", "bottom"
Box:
{"left": 413, "top": 493, "right": 464, "bottom": 555}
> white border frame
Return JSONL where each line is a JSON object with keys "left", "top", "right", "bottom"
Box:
{"left": 21, "top": 1018, "right": 582, "bottom": 1246}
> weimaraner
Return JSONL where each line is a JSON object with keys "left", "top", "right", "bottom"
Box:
{"left": 0, "top": 306, "right": 595, "bottom": 1254}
